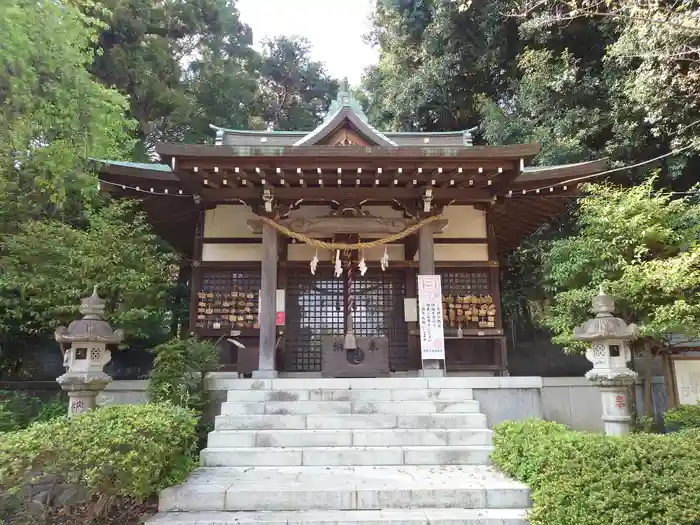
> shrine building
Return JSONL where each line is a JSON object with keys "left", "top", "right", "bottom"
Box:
{"left": 96, "top": 87, "right": 606, "bottom": 378}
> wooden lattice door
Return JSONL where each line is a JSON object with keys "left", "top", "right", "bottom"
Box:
{"left": 285, "top": 268, "right": 409, "bottom": 373}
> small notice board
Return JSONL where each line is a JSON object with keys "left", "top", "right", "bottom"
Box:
{"left": 418, "top": 275, "right": 445, "bottom": 361}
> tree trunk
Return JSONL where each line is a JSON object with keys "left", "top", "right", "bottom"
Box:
{"left": 643, "top": 341, "right": 654, "bottom": 418}
{"left": 661, "top": 351, "right": 678, "bottom": 409}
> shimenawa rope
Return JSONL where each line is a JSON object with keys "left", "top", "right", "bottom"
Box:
{"left": 258, "top": 214, "right": 441, "bottom": 250}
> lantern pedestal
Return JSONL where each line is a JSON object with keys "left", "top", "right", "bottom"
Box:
{"left": 57, "top": 373, "right": 112, "bottom": 416}
{"left": 588, "top": 376, "right": 637, "bottom": 436}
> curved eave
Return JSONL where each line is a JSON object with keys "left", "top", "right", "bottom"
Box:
{"left": 515, "top": 159, "right": 608, "bottom": 186}
{"left": 93, "top": 161, "right": 195, "bottom": 257}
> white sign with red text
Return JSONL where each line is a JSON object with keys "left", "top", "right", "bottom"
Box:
{"left": 418, "top": 275, "right": 445, "bottom": 361}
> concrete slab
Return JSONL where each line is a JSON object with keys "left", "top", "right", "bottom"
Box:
{"left": 349, "top": 378, "right": 428, "bottom": 390}
{"left": 391, "top": 389, "right": 474, "bottom": 401}
{"left": 147, "top": 508, "right": 529, "bottom": 525}
{"left": 306, "top": 389, "right": 394, "bottom": 402}
{"left": 201, "top": 448, "right": 303, "bottom": 467}
{"left": 402, "top": 446, "right": 493, "bottom": 465}
{"left": 214, "top": 415, "right": 306, "bottom": 430}
{"left": 351, "top": 401, "right": 480, "bottom": 415}
{"left": 306, "top": 414, "right": 398, "bottom": 429}
{"left": 351, "top": 429, "right": 492, "bottom": 447}
{"left": 302, "top": 447, "right": 405, "bottom": 466}
{"left": 427, "top": 377, "right": 500, "bottom": 389}
{"left": 396, "top": 413, "right": 488, "bottom": 429}
{"left": 157, "top": 466, "right": 528, "bottom": 512}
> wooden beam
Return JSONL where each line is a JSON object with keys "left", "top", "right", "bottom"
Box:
{"left": 201, "top": 186, "right": 494, "bottom": 202}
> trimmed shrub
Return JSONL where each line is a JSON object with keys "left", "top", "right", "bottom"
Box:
{"left": 664, "top": 403, "right": 700, "bottom": 430}
{"left": 492, "top": 419, "right": 700, "bottom": 525}
{"left": 0, "top": 403, "right": 197, "bottom": 515}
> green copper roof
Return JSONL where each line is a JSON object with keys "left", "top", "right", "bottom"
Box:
{"left": 92, "top": 159, "right": 172, "bottom": 172}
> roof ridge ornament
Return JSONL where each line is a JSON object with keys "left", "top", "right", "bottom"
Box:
{"left": 325, "top": 78, "right": 369, "bottom": 123}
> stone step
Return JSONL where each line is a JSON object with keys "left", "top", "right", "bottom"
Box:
{"left": 214, "top": 413, "right": 488, "bottom": 431}
{"left": 147, "top": 508, "right": 529, "bottom": 525}
{"left": 206, "top": 428, "right": 493, "bottom": 448}
{"left": 226, "top": 388, "right": 475, "bottom": 403}
{"left": 219, "top": 400, "right": 481, "bottom": 416}
{"left": 157, "top": 466, "right": 530, "bottom": 512}
{"left": 200, "top": 445, "right": 493, "bottom": 467}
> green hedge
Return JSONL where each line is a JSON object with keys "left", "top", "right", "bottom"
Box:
{"left": 492, "top": 419, "right": 700, "bottom": 525}
{"left": 0, "top": 403, "right": 197, "bottom": 506}
{"left": 664, "top": 403, "right": 700, "bottom": 430}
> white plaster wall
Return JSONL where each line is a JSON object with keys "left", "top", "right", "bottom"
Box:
{"left": 438, "top": 206, "right": 487, "bottom": 239}
{"left": 202, "top": 244, "right": 262, "bottom": 261}
{"left": 414, "top": 244, "right": 489, "bottom": 262}
{"left": 204, "top": 205, "right": 256, "bottom": 238}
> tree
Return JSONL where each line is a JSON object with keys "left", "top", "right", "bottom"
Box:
{"left": 508, "top": 0, "right": 700, "bottom": 151}
{"left": 0, "top": 0, "right": 176, "bottom": 378}
{"left": 362, "top": 0, "right": 520, "bottom": 132}
{"left": 84, "top": 0, "right": 261, "bottom": 152}
{"left": 538, "top": 178, "right": 700, "bottom": 354}
{"left": 0, "top": 0, "right": 135, "bottom": 226}
{"left": 0, "top": 201, "right": 178, "bottom": 377}
{"left": 258, "top": 36, "right": 338, "bottom": 131}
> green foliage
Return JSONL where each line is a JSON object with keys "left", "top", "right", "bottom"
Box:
{"left": 492, "top": 419, "right": 700, "bottom": 525}
{"left": 538, "top": 178, "right": 700, "bottom": 353}
{"left": 0, "top": 404, "right": 197, "bottom": 515}
{"left": 0, "top": 0, "right": 135, "bottom": 222}
{"left": 149, "top": 336, "right": 220, "bottom": 413}
{"left": 665, "top": 403, "right": 700, "bottom": 431}
{"left": 0, "top": 200, "right": 178, "bottom": 346}
{"left": 363, "top": 0, "right": 519, "bottom": 132}
{"left": 0, "top": 391, "right": 67, "bottom": 433}
{"left": 149, "top": 336, "right": 220, "bottom": 447}
{"left": 83, "top": 0, "right": 261, "bottom": 149}
{"left": 258, "top": 36, "right": 338, "bottom": 131}
{"left": 508, "top": 0, "right": 700, "bottom": 153}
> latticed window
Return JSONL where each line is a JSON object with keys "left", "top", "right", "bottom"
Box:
{"left": 437, "top": 269, "right": 495, "bottom": 330}
{"left": 195, "top": 270, "right": 261, "bottom": 331}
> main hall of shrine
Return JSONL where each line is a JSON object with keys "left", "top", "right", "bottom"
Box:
{"left": 97, "top": 88, "right": 605, "bottom": 378}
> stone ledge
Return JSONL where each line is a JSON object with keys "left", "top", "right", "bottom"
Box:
{"left": 147, "top": 508, "right": 529, "bottom": 525}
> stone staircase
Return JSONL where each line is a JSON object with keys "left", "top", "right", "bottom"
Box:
{"left": 148, "top": 377, "right": 530, "bottom": 525}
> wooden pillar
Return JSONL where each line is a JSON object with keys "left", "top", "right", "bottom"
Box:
{"left": 188, "top": 210, "right": 205, "bottom": 336}
{"left": 486, "top": 211, "right": 507, "bottom": 375}
{"left": 418, "top": 224, "right": 435, "bottom": 275}
{"left": 254, "top": 221, "right": 279, "bottom": 378}
{"left": 418, "top": 223, "right": 443, "bottom": 376}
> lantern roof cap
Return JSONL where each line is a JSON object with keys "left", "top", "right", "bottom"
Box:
{"left": 55, "top": 286, "right": 124, "bottom": 344}
{"left": 573, "top": 287, "right": 639, "bottom": 342}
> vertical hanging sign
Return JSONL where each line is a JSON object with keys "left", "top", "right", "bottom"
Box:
{"left": 418, "top": 275, "right": 445, "bottom": 361}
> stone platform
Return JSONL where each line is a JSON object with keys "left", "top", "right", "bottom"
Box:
{"left": 148, "top": 377, "right": 531, "bottom": 525}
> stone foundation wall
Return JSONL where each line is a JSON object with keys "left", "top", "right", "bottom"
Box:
{"left": 6, "top": 375, "right": 669, "bottom": 432}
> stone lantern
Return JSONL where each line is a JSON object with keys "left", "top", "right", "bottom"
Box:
{"left": 55, "top": 286, "right": 123, "bottom": 416}
{"left": 573, "top": 287, "right": 639, "bottom": 435}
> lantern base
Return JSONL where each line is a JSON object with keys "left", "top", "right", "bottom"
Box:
{"left": 57, "top": 372, "right": 112, "bottom": 417}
